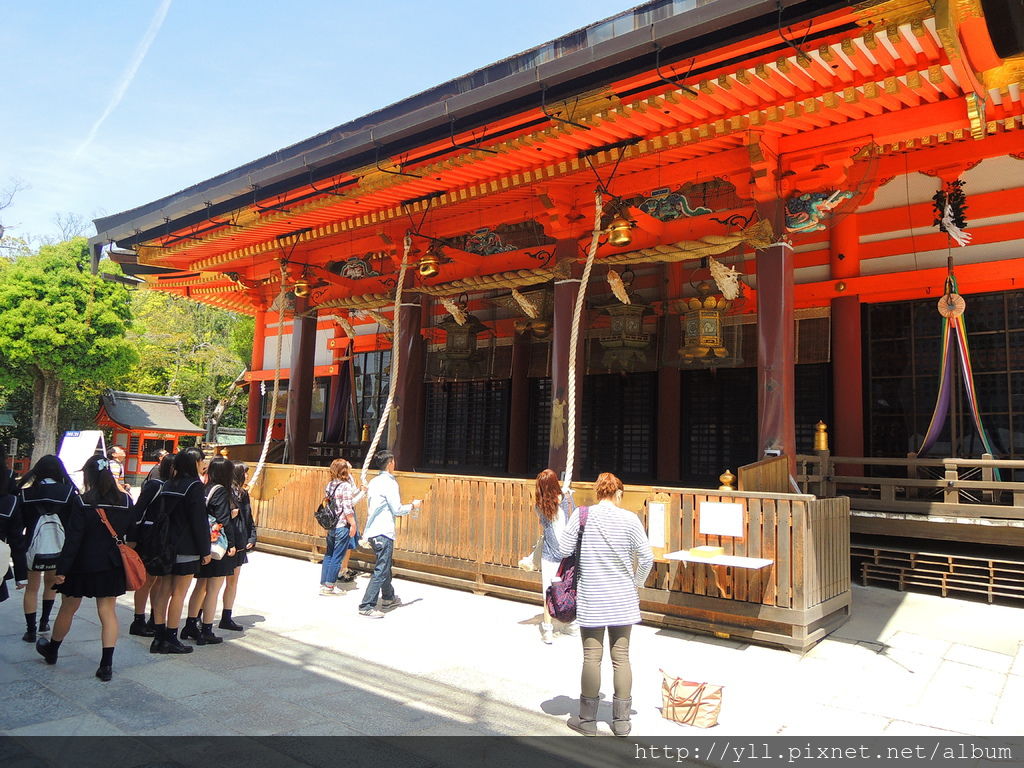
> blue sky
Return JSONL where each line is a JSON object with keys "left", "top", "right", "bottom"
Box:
{"left": 1, "top": 0, "right": 634, "bottom": 243}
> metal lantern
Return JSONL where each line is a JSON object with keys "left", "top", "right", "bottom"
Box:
{"left": 679, "top": 281, "right": 731, "bottom": 365}
{"left": 598, "top": 300, "right": 650, "bottom": 371}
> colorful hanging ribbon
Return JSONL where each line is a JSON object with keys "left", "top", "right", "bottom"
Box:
{"left": 918, "top": 276, "right": 1000, "bottom": 477}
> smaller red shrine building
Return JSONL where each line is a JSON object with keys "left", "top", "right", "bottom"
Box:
{"left": 96, "top": 390, "right": 204, "bottom": 484}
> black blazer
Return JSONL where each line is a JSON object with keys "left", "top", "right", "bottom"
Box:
{"left": 232, "top": 487, "right": 257, "bottom": 549}
{"left": 155, "top": 477, "right": 210, "bottom": 559}
{"left": 0, "top": 493, "right": 27, "bottom": 582}
{"left": 127, "top": 478, "right": 164, "bottom": 543}
{"left": 205, "top": 484, "right": 237, "bottom": 550}
{"left": 57, "top": 491, "right": 133, "bottom": 576}
{"left": 19, "top": 482, "right": 79, "bottom": 541}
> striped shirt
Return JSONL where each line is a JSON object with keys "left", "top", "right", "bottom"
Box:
{"left": 556, "top": 499, "right": 654, "bottom": 628}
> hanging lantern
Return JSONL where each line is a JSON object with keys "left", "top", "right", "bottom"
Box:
{"left": 598, "top": 300, "right": 650, "bottom": 371}
{"left": 434, "top": 309, "right": 489, "bottom": 379}
{"left": 679, "top": 281, "right": 731, "bottom": 365}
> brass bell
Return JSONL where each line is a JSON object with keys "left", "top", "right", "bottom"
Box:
{"left": 418, "top": 251, "right": 440, "bottom": 278}
{"left": 606, "top": 216, "right": 633, "bottom": 247}
{"left": 292, "top": 279, "right": 310, "bottom": 297}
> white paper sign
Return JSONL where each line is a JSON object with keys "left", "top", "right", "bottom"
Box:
{"left": 58, "top": 430, "right": 107, "bottom": 492}
{"left": 698, "top": 501, "right": 744, "bottom": 538}
{"left": 647, "top": 502, "right": 666, "bottom": 549}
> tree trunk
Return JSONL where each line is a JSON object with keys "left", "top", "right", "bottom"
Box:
{"left": 31, "top": 370, "right": 62, "bottom": 464}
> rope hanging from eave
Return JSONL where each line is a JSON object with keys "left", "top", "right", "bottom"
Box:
{"left": 360, "top": 233, "right": 411, "bottom": 487}
{"left": 247, "top": 262, "right": 288, "bottom": 492}
{"left": 562, "top": 188, "right": 603, "bottom": 494}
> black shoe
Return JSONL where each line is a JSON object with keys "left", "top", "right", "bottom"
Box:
{"left": 180, "top": 622, "right": 200, "bottom": 641}
{"left": 196, "top": 630, "right": 223, "bottom": 646}
{"left": 35, "top": 637, "right": 58, "bottom": 665}
{"left": 218, "top": 618, "right": 243, "bottom": 632}
{"left": 162, "top": 637, "right": 194, "bottom": 654}
{"left": 95, "top": 665, "right": 112, "bottom": 682}
{"left": 37, "top": 620, "right": 50, "bottom": 633}
{"left": 22, "top": 629, "right": 36, "bottom": 643}
{"left": 129, "top": 619, "right": 156, "bottom": 637}
{"left": 149, "top": 638, "right": 167, "bottom": 654}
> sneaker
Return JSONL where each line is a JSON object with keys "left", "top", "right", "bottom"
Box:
{"left": 319, "top": 585, "right": 336, "bottom": 596}
{"left": 359, "top": 608, "right": 385, "bottom": 619}
{"left": 381, "top": 596, "right": 402, "bottom": 609}
{"left": 540, "top": 623, "right": 554, "bottom": 645}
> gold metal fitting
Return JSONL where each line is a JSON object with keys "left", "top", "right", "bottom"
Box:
{"left": 292, "top": 279, "right": 310, "bottom": 297}
{"left": 418, "top": 251, "right": 440, "bottom": 278}
{"left": 814, "top": 421, "right": 829, "bottom": 452}
{"left": 718, "top": 468, "right": 736, "bottom": 491}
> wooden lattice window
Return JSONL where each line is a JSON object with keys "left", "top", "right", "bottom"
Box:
{"left": 579, "top": 372, "right": 657, "bottom": 482}
{"left": 527, "top": 378, "right": 552, "bottom": 474}
{"left": 422, "top": 380, "right": 510, "bottom": 474}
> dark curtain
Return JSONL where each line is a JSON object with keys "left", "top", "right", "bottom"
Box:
{"left": 323, "top": 359, "right": 351, "bottom": 443}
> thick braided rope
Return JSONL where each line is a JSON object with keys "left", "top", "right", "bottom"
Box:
{"left": 247, "top": 263, "right": 288, "bottom": 492}
{"left": 360, "top": 234, "right": 411, "bottom": 486}
{"left": 562, "top": 189, "right": 603, "bottom": 493}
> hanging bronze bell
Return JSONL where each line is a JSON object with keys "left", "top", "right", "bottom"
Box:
{"left": 292, "top": 279, "right": 310, "bottom": 297}
{"left": 606, "top": 216, "right": 633, "bottom": 247}
{"left": 418, "top": 251, "right": 440, "bottom": 278}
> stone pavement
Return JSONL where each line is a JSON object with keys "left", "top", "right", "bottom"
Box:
{"left": 1, "top": 551, "right": 1022, "bottom": 737}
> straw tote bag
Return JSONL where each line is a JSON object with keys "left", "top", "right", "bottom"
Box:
{"left": 660, "top": 670, "right": 723, "bottom": 728}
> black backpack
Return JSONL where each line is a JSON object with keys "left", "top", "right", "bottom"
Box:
{"left": 314, "top": 481, "right": 341, "bottom": 530}
{"left": 136, "top": 490, "right": 175, "bottom": 575}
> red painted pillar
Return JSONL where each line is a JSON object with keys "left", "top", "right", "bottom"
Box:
{"left": 245, "top": 309, "right": 267, "bottom": 443}
{"left": 284, "top": 300, "right": 316, "bottom": 465}
{"left": 548, "top": 241, "right": 585, "bottom": 479}
{"left": 830, "top": 214, "right": 864, "bottom": 460}
{"left": 756, "top": 205, "right": 797, "bottom": 467}
{"left": 507, "top": 332, "right": 530, "bottom": 475}
{"left": 392, "top": 298, "right": 426, "bottom": 470}
{"left": 657, "top": 263, "right": 683, "bottom": 482}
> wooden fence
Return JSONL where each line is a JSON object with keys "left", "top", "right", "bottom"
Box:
{"left": 250, "top": 464, "right": 850, "bottom": 651}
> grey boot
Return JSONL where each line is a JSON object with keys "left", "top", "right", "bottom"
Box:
{"left": 567, "top": 695, "right": 599, "bottom": 736}
{"left": 612, "top": 696, "right": 632, "bottom": 737}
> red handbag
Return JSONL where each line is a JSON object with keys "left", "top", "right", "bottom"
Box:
{"left": 97, "top": 508, "right": 147, "bottom": 591}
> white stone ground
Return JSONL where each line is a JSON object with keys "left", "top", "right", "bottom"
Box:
{"left": 1, "top": 550, "right": 1022, "bottom": 737}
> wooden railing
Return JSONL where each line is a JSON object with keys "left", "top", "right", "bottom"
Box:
{"left": 250, "top": 463, "right": 850, "bottom": 651}
{"left": 796, "top": 450, "right": 1024, "bottom": 521}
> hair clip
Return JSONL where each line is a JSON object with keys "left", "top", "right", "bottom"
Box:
{"left": 96, "top": 458, "right": 109, "bottom": 471}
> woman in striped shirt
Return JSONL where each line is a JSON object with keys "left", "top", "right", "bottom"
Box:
{"left": 320, "top": 459, "right": 363, "bottom": 595}
{"left": 557, "top": 472, "right": 653, "bottom": 737}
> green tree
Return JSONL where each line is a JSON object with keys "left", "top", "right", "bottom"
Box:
{"left": 0, "top": 238, "right": 137, "bottom": 461}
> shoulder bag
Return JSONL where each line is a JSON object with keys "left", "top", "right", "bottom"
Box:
{"left": 544, "top": 506, "right": 588, "bottom": 623}
{"left": 205, "top": 485, "right": 228, "bottom": 560}
{"left": 96, "top": 508, "right": 147, "bottom": 591}
{"left": 314, "top": 481, "right": 342, "bottom": 531}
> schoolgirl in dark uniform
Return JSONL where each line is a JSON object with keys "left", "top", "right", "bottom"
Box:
{"left": 0, "top": 446, "right": 24, "bottom": 605}
{"left": 127, "top": 452, "right": 174, "bottom": 638}
{"left": 16, "top": 455, "right": 79, "bottom": 642}
{"left": 35, "top": 455, "right": 132, "bottom": 681}
{"left": 145, "top": 450, "right": 211, "bottom": 654}
{"left": 182, "top": 456, "right": 237, "bottom": 645}
{"left": 218, "top": 461, "right": 256, "bottom": 632}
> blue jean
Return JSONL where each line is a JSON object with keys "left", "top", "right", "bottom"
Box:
{"left": 359, "top": 535, "right": 395, "bottom": 610}
{"left": 320, "top": 528, "right": 346, "bottom": 585}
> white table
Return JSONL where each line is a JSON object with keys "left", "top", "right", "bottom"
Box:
{"left": 663, "top": 550, "right": 774, "bottom": 598}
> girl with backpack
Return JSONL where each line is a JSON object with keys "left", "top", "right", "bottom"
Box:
{"left": 16, "top": 455, "right": 79, "bottom": 643}
{"left": 34, "top": 455, "right": 133, "bottom": 682}
{"left": 142, "top": 450, "right": 211, "bottom": 654}
{"left": 218, "top": 461, "right": 256, "bottom": 632}
{"left": 319, "top": 458, "right": 363, "bottom": 595}
{"left": 126, "top": 452, "right": 173, "bottom": 638}
{"left": 181, "top": 456, "right": 237, "bottom": 645}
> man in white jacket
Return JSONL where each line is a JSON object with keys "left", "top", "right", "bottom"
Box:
{"left": 358, "top": 451, "right": 421, "bottom": 618}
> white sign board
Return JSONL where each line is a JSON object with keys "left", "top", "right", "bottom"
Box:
{"left": 58, "top": 430, "right": 106, "bottom": 491}
{"left": 647, "top": 501, "right": 667, "bottom": 549}
{"left": 698, "top": 501, "right": 744, "bottom": 539}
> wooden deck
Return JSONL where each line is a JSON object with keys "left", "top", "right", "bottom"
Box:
{"left": 249, "top": 464, "right": 850, "bottom": 651}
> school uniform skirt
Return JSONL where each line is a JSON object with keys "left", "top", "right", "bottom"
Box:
{"left": 198, "top": 551, "right": 237, "bottom": 578}
{"left": 56, "top": 568, "right": 126, "bottom": 599}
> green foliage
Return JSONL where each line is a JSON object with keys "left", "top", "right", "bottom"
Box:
{"left": 230, "top": 315, "right": 255, "bottom": 369}
{"left": 125, "top": 291, "right": 249, "bottom": 428}
{"left": 0, "top": 238, "right": 137, "bottom": 390}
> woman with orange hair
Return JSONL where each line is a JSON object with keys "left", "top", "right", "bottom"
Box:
{"left": 319, "top": 458, "right": 363, "bottom": 595}
{"left": 557, "top": 472, "right": 652, "bottom": 737}
{"left": 534, "top": 468, "right": 574, "bottom": 644}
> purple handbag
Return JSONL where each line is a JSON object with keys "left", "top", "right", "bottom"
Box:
{"left": 545, "top": 507, "right": 588, "bottom": 623}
